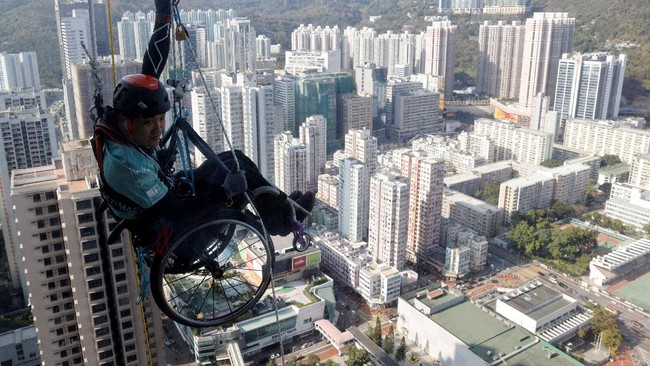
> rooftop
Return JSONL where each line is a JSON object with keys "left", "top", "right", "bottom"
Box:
{"left": 428, "top": 301, "right": 578, "bottom": 365}
{"left": 499, "top": 282, "right": 561, "bottom": 314}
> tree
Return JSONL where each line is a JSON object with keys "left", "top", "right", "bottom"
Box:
{"left": 319, "top": 360, "right": 337, "bottom": 366}
{"left": 548, "top": 200, "right": 575, "bottom": 221}
{"left": 346, "top": 345, "right": 370, "bottom": 366}
{"left": 304, "top": 354, "right": 321, "bottom": 366}
{"left": 285, "top": 356, "right": 298, "bottom": 366}
{"left": 548, "top": 226, "right": 597, "bottom": 262}
{"left": 369, "top": 317, "right": 382, "bottom": 346}
{"left": 540, "top": 158, "right": 562, "bottom": 168}
{"left": 474, "top": 182, "right": 500, "bottom": 205}
{"left": 383, "top": 326, "right": 395, "bottom": 354}
{"left": 267, "top": 358, "right": 278, "bottom": 366}
{"left": 395, "top": 336, "right": 407, "bottom": 362}
{"left": 591, "top": 307, "right": 618, "bottom": 335}
{"left": 601, "top": 328, "right": 622, "bottom": 356}
{"left": 600, "top": 154, "right": 622, "bottom": 167}
{"left": 577, "top": 327, "right": 586, "bottom": 339}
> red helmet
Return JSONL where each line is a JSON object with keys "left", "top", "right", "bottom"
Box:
{"left": 112, "top": 74, "right": 171, "bottom": 118}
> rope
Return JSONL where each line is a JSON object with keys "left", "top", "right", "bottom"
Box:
{"left": 106, "top": 0, "right": 117, "bottom": 87}
{"left": 169, "top": 5, "right": 286, "bottom": 362}
{"left": 129, "top": 242, "right": 155, "bottom": 366}
{"left": 171, "top": 4, "right": 241, "bottom": 172}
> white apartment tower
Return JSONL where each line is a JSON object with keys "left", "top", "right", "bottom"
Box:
{"left": 242, "top": 81, "right": 279, "bottom": 178}
{"left": 191, "top": 85, "right": 224, "bottom": 165}
{"left": 553, "top": 53, "right": 627, "bottom": 142}
{"left": 476, "top": 21, "right": 525, "bottom": 99}
{"left": 563, "top": 119, "right": 650, "bottom": 164}
{"left": 400, "top": 152, "right": 445, "bottom": 263}
{"left": 424, "top": 19, "right": 457, "bottom": 99}
{"left": 1, "top": 90, "right": 57, "bottom": 291}
{"left": 299, "top": 115, "right": 327, "bottom": 191}
{"left": 0, "top": 52, "right": 41, "bottom": 91}
{"left": 221, "top": 85, "right": 245, "bottom": 151}
{"left": 473, "top": 118, "right": 553, "bottom": 164}
{"left": 629, "top": 154, "right": 650, "bottom": 190}
{"left": 344, "top": 129, "right": 378, "bottom": 176}
{"left": 368, "top": 172, "right": 409, "bottom": 270}
{"left": 274, "top": 131, "right": 307, "bottom": 194}
{"left": 116, "top": 11, "right": 153, "bottom": 61}
{"left": 518, "top": 12, "right": 575, "bottom": 108}
{"left": 11, "top": 141, "right": 163, "bottom": 366}
{"left": 338, "top": 158, "right": 369, "bottom": 242}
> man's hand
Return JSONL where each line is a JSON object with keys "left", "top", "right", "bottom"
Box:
{"left": 221, "top": 170, "right": 248, "bottom": 199}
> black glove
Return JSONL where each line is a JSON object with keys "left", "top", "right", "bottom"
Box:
{"left": 221, "top": 170, "right": 248, "bottom": 200}
{"left": 158, "top": 147, "right": 177, "bottom": 173}
{"left": 155, "top": 0, "right": 172, "bottom": 16}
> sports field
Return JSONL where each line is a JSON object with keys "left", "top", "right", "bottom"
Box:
{"left": 612, "top": 271, "right": 650, "bottom": 310}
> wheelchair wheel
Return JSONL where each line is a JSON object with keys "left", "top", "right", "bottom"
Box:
{"left": 150, "top": 210, "right": 273, "bottom": 327}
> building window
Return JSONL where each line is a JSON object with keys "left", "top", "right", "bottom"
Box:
{"left": 89, "top": 291, "right": 105, "bottom": 301}
{"left": 121, "top": 320, "right": 133, "bottom": 329}
{"left": 86, "top": 266, "right": 101, "bottom": 276}
{"left": 84, "top": 253, "right": 99, "bottom": 264}
{"left": 50, "top": 217, "right": 60, "bottom": 225}
{"left": 93, "top": 315, "right": 108, "bottom": 326}
{"left": 76, "top": 200, "right": 92, "bottom": 210}
{"left": 78, "top": 213, "right": 94, "bottom": 224}
{"left": 120, "top": 309, "right": 131, "bottom": 317}
{"left": 98, "top": 350, "right": 113, "bottom": 360}
{"left": 113, "top": 260, "right": 125, "bottom": 270}
{"left": 116, "top": 285, "right": 128, "bottom": 295}
{"left": 97, "top": 339, "right": 112, "bottom": 349}
{"left": 47, "top": 204, "right": 58, "bottom": 213}
{"left": 33, "top": 194, "right": 41, "bottom": 202}
{"left": 95, "top": 327, "right": 109, "bottom": 337}
{"left": 46, "top": 191, "right": 56, "bottom": 200}
{"left": 80, "top": 227, "right": 95, "bottom": 237}
{"left": 37, "top": 220, "right": 45, "bottom": 228}
{"left": 88, "top": 278, "right": 103, "bottom": 288}
{"left": 82, "top": 240, "right": 97, "bottom": 250}
{"left": 111, "top": 248, "right": 123, "bottom": 257}
{"left": 35, "top": 207, "right": 43, "bottom": 216}
{"left": 115, "top": 273, "right": 126, "bottom": 282}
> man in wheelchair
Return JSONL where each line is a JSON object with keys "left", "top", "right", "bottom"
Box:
{"left": 92, "top": 0, "right": 314, "bottom": 256}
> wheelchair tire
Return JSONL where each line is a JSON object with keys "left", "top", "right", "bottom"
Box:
{"left": 150, "top": 210, "right": 273, "bottom": 327}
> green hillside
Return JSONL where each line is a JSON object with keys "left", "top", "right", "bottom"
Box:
{"left": 0, "top": 0, "right": 648, "bottom": 106}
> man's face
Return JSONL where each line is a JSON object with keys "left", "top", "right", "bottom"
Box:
{"left": 128, "top": 113, "right": 166, "bottom": 148}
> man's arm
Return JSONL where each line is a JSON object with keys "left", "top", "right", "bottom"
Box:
{"left": 142, "top": 0, "right": 172, "bottom": 78}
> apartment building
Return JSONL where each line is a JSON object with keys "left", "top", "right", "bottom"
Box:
{"left": 442, "top": 189, "right": 501, "bottom": 238}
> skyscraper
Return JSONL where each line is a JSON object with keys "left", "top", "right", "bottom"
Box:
{"left": 367, "top": 172, "right": 409, "bottom": 270}
{"left": 343, "top": 128, "right": 378, "bottom": 177}
{"left": 518, "top": 12, "right": 575, "bottom": 108}
{"left": 337, "top": 94, "right": 372, "bottom": 137}
{"left": 400, "top": 152, "right": 445, "bottom": 263}
{"left": 191, "top": 85, "right": 224, "bottom": 165}
{"left": 11, "top": 141, "right": 164, "bottom": 366}
{"left": 424, "top": 19, "right": 457, "bottom": 99}
{"left": 0, "top": 89, "right": 57, "bottom": 291}
{"left": 294, "top": 72, "right": 353, "bottom": 153}
{"left": 299, "top": 115, "right": 327, "bottom": 191}
{"left": 338, "top": 158, "right": 368, "bottom": 242}
{"left": 274, "top": 131, "right": 307, "bottom": 193}
{"left": 552, "top": 53, "right": 626, "bottom": 142}
{"left": 392, "top": 90, "right": 441, "bottom": 141}
{"left": 0, "top": 52, "right": 41, "bottom": 91}
{"left": 476, "top": 21, "right": 525, "bottom": 99}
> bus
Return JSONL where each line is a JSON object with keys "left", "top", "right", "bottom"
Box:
{"left": 606, "top": 304, "right": 619, "bottom": 315}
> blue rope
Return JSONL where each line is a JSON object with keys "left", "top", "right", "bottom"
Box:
{"left": 136, "top": 247, "right": 151, "bottom": 300}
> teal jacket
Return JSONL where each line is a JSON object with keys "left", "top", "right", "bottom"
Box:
{"left": 102, "top": 139, "right": 168, "bottom": 220}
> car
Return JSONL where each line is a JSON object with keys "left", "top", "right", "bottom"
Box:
{"left": 631, "top": 320, "right": 644, "bottom": 328}
{"left": 537, "top": 271, "right": 545, "bottom": 276}
{"left": 558, "top": 282, "right": 568, "bottom": 289}
{"left": 490, "top": 280, "right": 499, "bottom": 284}
{"left": 270, "top": 353, "right": 280, "bottom": 359}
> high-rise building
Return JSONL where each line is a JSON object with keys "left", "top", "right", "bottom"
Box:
{"left": 473, "top": 118, "right": 553, "bottom": 164}
{"left": 11, "top": 141, "right": 164, "bottom": 366}
{"left": 221, "top": 85, "right": 245, "bottom": 151}
{"left": 629, "top": 154, "right": 650, "bottom": 190}
{"left": 354, "top": 63, "right": 387, "bottom": 123}
{"left": 367, "top": 172, "right": 409, "bottom": 270}
{"left": 552, "top": 53, "right": 627, "bottom": 142}
{"left": 498, "top": 174, "right": 554, "bottom": 222}
{"left": 191, "top": 85, "right": 224, "bottom": 165}
{"left": 399, "top": 152, "right": 445, "bottom": 263}
{"left": 241, "top": 79, "right": 279, "bottom": 178}
{"left": 0, "top": 90, "right": 57, "bottom": 291}
{"left": 274, "top": 131, "right": 307, "bottom": 193}
{"left": 518, "top": 12, "right": 575, "bottom": 108}
{"left": 476, "top": 21, "right": 525, "bottom": 99}
{"left": 424, "top": 19, "right": 456, "bottom": 99}
{"left": 274, "top": 75, "right": 297, "bottom": 133}
{"left": 563, "top": 119, "right": 650, "bottom": 164}
{"left": 71, "top": 59, "right": 141, "bottom": 140}
{"left": 294, "top": 72, "right": 353, "bottom": 153}
{"left": 338, "top": 158, "right": 368, "bottom": 242}
{"left": 299, "top": 115, "right": 327, "bottom": 191}
{"left": 117, "top": 11, "right": 153, "bottom": 61}
{"left": 291, "top": 24, "right": 341, "bottom": 52}
{"left": 284, "top": 50, "right": 342, "bottom": 75}
{"left": 392, "top": 90, "right": 441, "bottom": 141}
{"left": 441, "top": 189, "right": 501, "bottom": 238}
{"left": 385, "top": 78, "right": 423, "bottom": 129}
{"left": 343, "top": 129, "right": 378, "bottom": 176}
{"left": 0, "top": 52, "right": 41, "bottom": 91}
{"left": 337, "top": 94, "right": 372, "bottom": 137}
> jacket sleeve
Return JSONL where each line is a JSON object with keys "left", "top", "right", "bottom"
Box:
{"left": 141, "top": 2, "right": 172, "bottom": 78}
